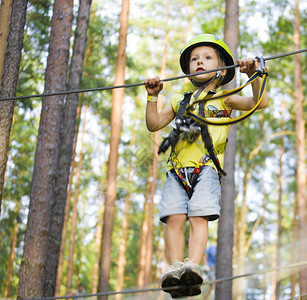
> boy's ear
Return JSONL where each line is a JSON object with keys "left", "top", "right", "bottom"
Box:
{"left": 221, "top": 69, "right": 227, "bottom": 77}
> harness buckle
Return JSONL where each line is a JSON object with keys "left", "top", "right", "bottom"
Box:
{"left": 255, "top": 56, "right": 268, "bottom": 77}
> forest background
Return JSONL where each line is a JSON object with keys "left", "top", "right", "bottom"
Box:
{"left": 0, "top": 0, "right": 306, "bottom": 299}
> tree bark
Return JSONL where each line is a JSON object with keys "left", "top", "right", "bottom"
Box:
{"left": 115, "top": 129, "right": 135, "bottom": 299}
{"left": 144, "top": 31, "right": 168, "bottom": 286}
{"left": 261, "top": 161, "right": 267, "bottom": 299}
{"left": 293, "top": 0, "right": 307, "bottom": 293}
{"left": 17, "top": 0, "right": 73, "bottom": 298}
{"left": 4, "top": 199, "right": 21, "bottom": 297}
{"left": 92, "top": 164, "right": 106, "bottom": 294}
{"left": 233, "top": 169, "right": 250, "bottom": 300}
{"left": 137, "top": 168, "right": 151, "bottom": 287}
{"left": 215, "top": 0, "right": 238, "bottom": 299}
{"left": 0, "top": 0, "right": 12, "bottom": 82}
{"left": 98, "top": 1, "right": 130, "bottom": 298}
{"left": 291, "top": 193, "right": 299, "bottom": 297}
{"left": 66, "top": 105, "right": 87, "bottom": 295}
{"left": 43, "top": 0, "right": 92, "bottom": 296}
{"left": 0, "top": 0, "right": 28, "bottom": 214}
{"left": 55, "top": 105, "right": 82, "bottom": 296}
{"left": 275, "top": 100, "right": 285, "bottom": 300}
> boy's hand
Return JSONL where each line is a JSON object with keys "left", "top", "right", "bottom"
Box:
{"left": 237, "top": 58, "right": 256, "bottom": 77}
{"left": 144, "top": 76, "right": 164, "bottom": 97}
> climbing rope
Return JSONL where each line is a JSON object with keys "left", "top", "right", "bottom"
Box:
{"left": 184, "top": 70, "right": 268, "bottom": 126}
{"left": 0, "top": 48, "right": 306, "bottom": 102}
{"left": 22, "top": 260, "right": 307, "bottom": 300}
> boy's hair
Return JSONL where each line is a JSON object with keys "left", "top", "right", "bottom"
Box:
{"left": 215, "top": 48, "right": 226, "bottom": 68}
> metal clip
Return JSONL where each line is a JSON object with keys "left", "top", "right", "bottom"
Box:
{"left": 255, "top": 56, "right": 267, "bottom": 77}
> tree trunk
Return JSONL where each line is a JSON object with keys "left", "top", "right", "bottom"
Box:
{"left": 294, "top": 0, "right": 307, "bottom": 293}
{"left": 275, "top": 100, "right": 285, "bottom": 299}
{"left": 187, "top": 1, "right": 193, "bottom": 40}
{"left": 115, "top": 129, "right": 135, "bottom": 299}
{"left": 115, "top": 188, "right": 131, "bottom": 299}
{"left": 55, "top": 105, "right": 82, "bottom": 296}
{"left": 98, "top": 0, "right": 129, "bottom": 298}
{"left": 233, "top": 170, "right": 250, "bottom": 300}
{"left": 261, "top": 161, "right": 267, "bottom": 299}
{"left": 291, "top": 193, "right": 299, "bottom": 297}
{"left": 137, "top": 168, "right": 151, "bottom": 287}
{"left": 270, "top": 247, "right": 277, "bottom": 300}
{"left": 44, "top": 0, "right": 92, "bottom": 296}
{"left": 215, "top": 0, "right": 238, "bottom": 299}
{"left": 0, "top": 0, "right": 28, "bottom": 214}
{"left": 144, "top": 163, "right": 155, "bottom": 285}
{"left": 66, "top": 105, "right": 87, "bottom": 295}
{"left": 154, "top": 223, "right": 166, "bottom": 282}
{"left": 92, "top": 164, "right": 106, "bottom": 294}
{"left": 0, "top": 0, "right": 12, "bottom": 82}
{"left": 4, "top": 198, "right": 21, "bottom": 297}
{"left": 144, "top": 30, "right": 168, "bottom": 286}
{"left": 75, "top": 196, "right": 87, "bottom": 279}
{"left": 17, "top": 0, "right": 73, "bottom": 298}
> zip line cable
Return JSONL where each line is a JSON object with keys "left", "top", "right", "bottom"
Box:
{"left": 22, "top": 260, "right": 307, "bottom": 300}
{"left": 0, "top": 48, "right": 306, "bottom": 102}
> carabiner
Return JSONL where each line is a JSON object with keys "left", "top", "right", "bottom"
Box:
{"left": 255, "top": 56, "right": 267, "bottom": 77}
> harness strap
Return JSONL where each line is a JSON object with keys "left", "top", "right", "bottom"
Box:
{"left": 170, "top": 152, "right": 211, "bottom": 198}
{"left": 169, "top": 92, "right": 193, "bottom": 152}
{"left": 200, "top": 125, "right": 226, "bottom": 176}
{"left": 198, "top": 101, "right": 227, "bottom": 176}
{"left": 185, "top": 72, "right": 268, "bottom": 126}
{"left": 177, "top": 92, "right": 192, "bottom": 119}
{"left": 169, "top": 93, "right": 228, "bottom": 196}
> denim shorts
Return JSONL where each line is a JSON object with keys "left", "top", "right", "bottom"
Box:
{"left": 159, "top": 166, "right": 221, "bottom": 223}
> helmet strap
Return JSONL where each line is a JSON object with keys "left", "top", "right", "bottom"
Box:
{"left": 192, "top": 71, "right": 223, "bottom": 100}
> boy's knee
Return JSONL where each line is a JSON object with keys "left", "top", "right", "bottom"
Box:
{"left": 189, "top": 216, "right": 209, "bottom": 226}
{"left": 166, "top": 214, "right": 187, "bottom": 228}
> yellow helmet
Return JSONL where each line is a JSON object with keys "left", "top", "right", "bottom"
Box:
{"left": 180, "top": 34, "right": 235, "bottom": 85}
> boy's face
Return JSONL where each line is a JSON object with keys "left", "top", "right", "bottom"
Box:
{"left": 188, "top": 46, "right": 225, "bottom": 84}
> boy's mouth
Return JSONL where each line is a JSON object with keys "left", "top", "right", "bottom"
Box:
{"left": 196, "top": 67, "right": 205, "bottom": 72}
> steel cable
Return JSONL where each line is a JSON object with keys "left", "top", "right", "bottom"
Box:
{"left": 0, "top": 48, "right": 306, "bottom": 102}
{"left": 21, "top": 260, "right": 307, "bottom": 300}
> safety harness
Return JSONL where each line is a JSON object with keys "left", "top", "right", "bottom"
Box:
{"left": 164, "top": 91, "right": 231, "bottom": 198}
{"left": 158, "top": 58, "right": 268, "bottom": 198}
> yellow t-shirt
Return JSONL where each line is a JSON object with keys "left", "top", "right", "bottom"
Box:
{"left": 168, "top": 89, "right": 231, "bottom": 172}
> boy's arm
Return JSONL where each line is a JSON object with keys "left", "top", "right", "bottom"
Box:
{"left": 224, "top": 58, "right": 268, "bottom": 111}
{"left": 145, "top": 77, "right": 175, "bottom": 132}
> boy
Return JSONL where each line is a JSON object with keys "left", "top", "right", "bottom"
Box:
{"left": 144, "top": 34, "right": 268, "bottom": 298}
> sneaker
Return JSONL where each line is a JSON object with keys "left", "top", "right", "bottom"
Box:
{"left": 161, "top": 261, "right": 184, "bottom": 298}
{"left": 179, "top": 258, "right": 203, "bottom": 297}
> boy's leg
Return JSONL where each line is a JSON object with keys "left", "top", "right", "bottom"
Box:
{"left": 161, "top": 214, "right": 187, "bottom": 298}
{"left": 188, "top": 216, "right": 209, "bottom": 264}
{"left": 178, "top": 216, "right": 208, "bottom": 297}
{"left": 165, "top": 214, "right": 187, "bottom": 264}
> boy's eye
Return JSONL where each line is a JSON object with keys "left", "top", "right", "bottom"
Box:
{"left": 206, "top": 56, "right": 212, "bottom": 60}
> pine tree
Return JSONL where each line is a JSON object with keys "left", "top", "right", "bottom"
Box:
{"left": 216, "top": 0, "right": 238, "bottom": 298}
{"left": 293, "top": 0, "right": 307, "bottom": 293}
{"left": 44, "top": 0, "right": 92, "bottom": 295}
{"left": 17, "top": 0, "right": 73, "bottom": 297}
{"left": 98, "top": 1, "right": 130, "bottom": 298}
{"left": 0, "top": 0, "right": 28, "bottom": 213}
